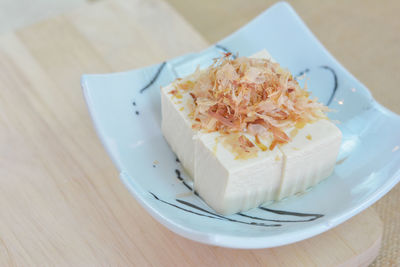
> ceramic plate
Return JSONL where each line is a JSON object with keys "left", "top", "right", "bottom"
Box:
{"left": 81, "top": 2, "right": 400, "bottom": 248}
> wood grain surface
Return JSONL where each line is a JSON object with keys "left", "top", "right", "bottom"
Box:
{"left": 0, "top": 0, "right": 384, "bottom": 265}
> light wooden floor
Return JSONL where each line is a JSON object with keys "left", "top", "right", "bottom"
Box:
{"left": 0, "top": 0, "right": 89, "bottom": 34}
{"left": 0, "top": 0, "right": 398, "bottom": 265}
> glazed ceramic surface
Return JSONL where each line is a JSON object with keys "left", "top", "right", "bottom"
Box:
{"left": 81, "top": 2, "right": 400, "bottom": 248}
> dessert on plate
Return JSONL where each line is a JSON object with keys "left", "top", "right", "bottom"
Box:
{"left": 161, "top": 50, "right": 342, "bottom": 215}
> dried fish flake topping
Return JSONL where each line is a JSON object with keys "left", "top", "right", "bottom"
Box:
{"left": 170, "top": 53, "right": 329, "bottom": 159}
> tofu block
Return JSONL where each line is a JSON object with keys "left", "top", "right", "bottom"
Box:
{"left": 160, "top": 50, "right": 273, "bottom": 178}
{"left": 277, "top": 120, "right": 342, "bottom": 199}
{"left": 161, "top": 50, "right": 342, "bottom": 215}
{"left": 195, "top": 133, "right": 283, "bottom": 215}
{"left": 161, "top": 84, "right": 196, "bottom": 178}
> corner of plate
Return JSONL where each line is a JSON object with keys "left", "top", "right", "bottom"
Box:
{"left": 372, "top": 100, "right": 400, "bottom": 119}
{"left": 267, "top": 1, "right": 295, "bottom": 15}
{"left": 80, "top": 74, "right": 88, "bottom": 88}
{"left": 273, "top": 1, "right": 292, "bottom": 9}
{"left": 80, "top": 74, "right": 91, "bottom": 99}
{"left": 80, "top": 74, "right": 93, "bottom": 118}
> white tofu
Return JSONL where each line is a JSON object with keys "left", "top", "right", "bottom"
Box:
{"left": 161, "top": 83, "right": 196, "bottom": 178}
{"left": 160, "top": 50, "right": 273, "bottom": 178}
{"left": 277, "top": 120, "right": 342, "bottom": 200}
{"left": 195, "top": 133, "right": 283, "bottom": 215}
{"left": 161, "top": 50, "right": 342, "bottom": 215}
{"left": 249, "top": 50, "right": 275, "bottom": 62}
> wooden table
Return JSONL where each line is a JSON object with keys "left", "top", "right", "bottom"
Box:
{"left": 0, "top": 0, "right": 397, "bottom": 265}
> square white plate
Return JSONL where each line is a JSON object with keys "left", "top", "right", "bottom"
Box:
{"left": 81, "top": 2, "right": 400, "bottom": 248}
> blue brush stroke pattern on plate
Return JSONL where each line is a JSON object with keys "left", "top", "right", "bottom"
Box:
{"left": 81, "top": 2, "right": 400, "bottom": 248}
